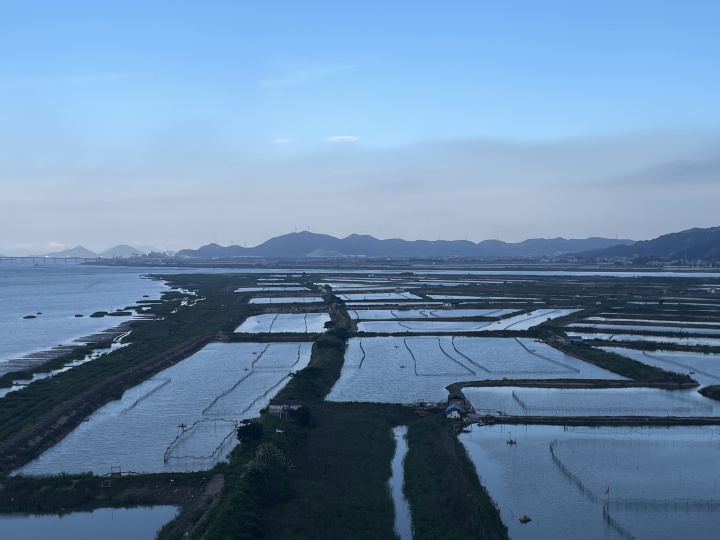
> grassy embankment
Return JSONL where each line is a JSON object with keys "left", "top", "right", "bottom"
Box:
{"left": 549, "top": 342, "right": 697, "bottom": 385}
{"left": 699, "top": 386, "right": 720, "bottom": 402}
{"left": 0, "top": 341, "right": 114, "bottom": 389}
{"left": 405, "top": 413, "right": 508, "bottom": 540}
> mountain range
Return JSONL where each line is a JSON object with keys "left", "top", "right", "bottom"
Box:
{"left": 581, "top": 226, "right": 720, "bottom": 261}
{"left": 37, "top": 244, "right": 151, "bottom": 258}
{"left": 175, "top": 232, "right": 635, "bottom": 259}
{"left": 11, "top": 226, "right": 719, "bottom": 261}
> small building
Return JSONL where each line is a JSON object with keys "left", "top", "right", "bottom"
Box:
{"left": 565, "top": 335, "right": 584, "bottom": 345}
{"left": 447, "top": 392, "right": 465, "bottom": 406}
{"left": 268, "top": 399, "right": 302, "bottom": 417}
{"left": 445, "top": 403, "right": 464, "bottom": 418}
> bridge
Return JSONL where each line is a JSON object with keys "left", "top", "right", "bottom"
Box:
{"left": 0, "top": 257, "right": 102, "bottom": 264}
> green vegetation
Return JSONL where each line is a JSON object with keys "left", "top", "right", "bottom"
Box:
{"left": 404, "top": 413, "right": 508, "bottom": 540}
{"left": 552, "top": 342, "right": 697, "bottom": 384}
{"left": 0, "top": 471, "right": 209, "bottom": 513}
{"left": 0, "top": 342, "right": 113, "bottom": 389}
{"left": 699, "top": 385, "right": 720, "bottom": 401}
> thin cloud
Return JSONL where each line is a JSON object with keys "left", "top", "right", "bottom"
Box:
{"left": 273, "top": 139, "right": 292, "bottom": 144}
{"left": 323, "top": 136, "right": 360, "bottom": 142}
{"left": 260, "top": 65, "right": 354, "bottom": 89}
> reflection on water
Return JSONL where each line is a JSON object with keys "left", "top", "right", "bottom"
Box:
{"left": 461, "top": 425, "right": 720, "bottom": 540}
{"left": 0, "top": 505, "right": 177, "bottom": 540}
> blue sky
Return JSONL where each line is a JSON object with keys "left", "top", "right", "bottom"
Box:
{"left": 2, "top": 1, "right": 719, "bottom": 253}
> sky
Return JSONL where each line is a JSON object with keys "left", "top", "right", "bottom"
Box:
{"left": 1, "top": 0, "right": 719, "bottom": 254}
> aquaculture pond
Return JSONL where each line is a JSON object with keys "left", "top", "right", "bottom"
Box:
{"left": 461, "top": 425, "right": 720, "bottom": 540}
{"left": 14, "top": 342, "right": 312, "bottom": 475}
{"left": 248, "top": 296, "right": 323, "bottom": 304}
{"left": 0, "top": 505, "right": 178, "bottom": 540}
{"left": 326, "top": 337, "right": 623, "bottom": 404}
{"left": 349, "top": 308, "right": 518, "bottom": 320}
{"left": 337, "top": 292, "right": 423, "bottom": 301}
{"left": 235, "top": 313, "right": 330, "bottom": 333}
{"left": 570, "top": 332, "right": 720, "bottom": 347}
{"left": 567, "top": 323, "right": 720, "bottom": 336}
{"left": 602, "top": 347, "right": 720, "bottom": 386}
{"left": 356, "top": 309, "right": 578, "bottom": 333}
{"left": 463, "top": 387, "right": 717, "bottom": 417}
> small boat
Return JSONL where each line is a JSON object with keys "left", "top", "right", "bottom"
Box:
{"left": 519, "top": 515, "right": 532, "bottom": 524}
{"left": 400, "top": 364, "right": 406, "bottom": 368}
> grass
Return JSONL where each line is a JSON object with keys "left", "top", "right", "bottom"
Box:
{"left": 404, "top": 413, "right": 509, "bottom": 540}
{"left": 552, "top": 342, "right": 697, "bottom": 384}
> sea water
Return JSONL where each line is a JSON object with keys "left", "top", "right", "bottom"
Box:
{"left": 0, "top": 264, "right": 167, "bottom": 373}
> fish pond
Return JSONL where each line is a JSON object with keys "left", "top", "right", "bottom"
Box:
{"left": 326, "top": 337, "right": 623, "bottom": 404}
{"left": 0, "top": 505, "right": 178, "bottom": 540}
{"left": 14, "top": 342, "right": 312, "bottom": 475}
{"left": 461, "top": 424, "right": 720, "bottom": 540}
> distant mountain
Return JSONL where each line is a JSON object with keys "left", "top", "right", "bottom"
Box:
{"left": 41, "top": 246, "right": 98, "bottom": 258}
{"left": 176, "top": 232, "right": 635, "bottom": 259}
{"left": 131, "top": 244, "right": 161, "bottom": 254}
{"left": 580, "top": 226, "right": 720, "bottom": 261}
{"left": 100, "top": 245, "right": 145, "bottom": 258}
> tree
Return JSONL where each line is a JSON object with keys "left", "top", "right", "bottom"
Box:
{"left": 237, "top": 422, "right": 263, "bottom": 443}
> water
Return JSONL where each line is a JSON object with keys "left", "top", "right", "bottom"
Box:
{"left": 235, "top": 313, "right": 330, "bottom": 333}
{"left": 0, "top": 505, "right": 178, "bottom": 540}
{"left": 460, "top": 425, "right": 720, "bottom": 540}
{"left": 356, "top": 309, "right": 579, "bottom": 333}
{"left": 0, "top": 264, "right": 167, "bottom": 372}
{"left": 572, "top": 332, "right": 720, "bottom": 347}
{"left": 327, "top": 337, "right": 623, "bottom": 404}
{"left": 602, "top": 347, "right": 720, "bottom": 386}
{"left": 234, "top": 286, "right": 308, "bottom": 292}
{"left": 0, "top": 341, "right": 128, "bottom": 399}
{"left": 389, "top": 426, "right": 412, "bottom": 540}
{"left": 249, "top": 296, "right": 323, "bottom": 304}
{"left": 349, "top": 308, "right": 518, "bottom": 320}
{"left": 464, "top": 387, "right": 717, "bottom": 417}
{"left": 15, "top": 342, "right": 312, "bottom": 475}
{"left": 338, "top": 292, "right": 422, "bottom": 301}
{"left": 568, "top": 323, "right": 720, "bottom": 336}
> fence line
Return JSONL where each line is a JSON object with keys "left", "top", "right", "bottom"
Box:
{"left": 549, "top": 439, "right": 598, "bottom": 502}
{"left": 163, "top": 417, "right": 238, "bottom": 462}
{"left": 450, "top": 336, "right": 493, "bottom": 373}
{"left": 436, "top": 337, "right": 475, "bottom": 375}
{"left": 602, "top": 502, "right": 636, "bottom": 540}
{"left": 122, "top": 378, "right": 172, "bottom": 412}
